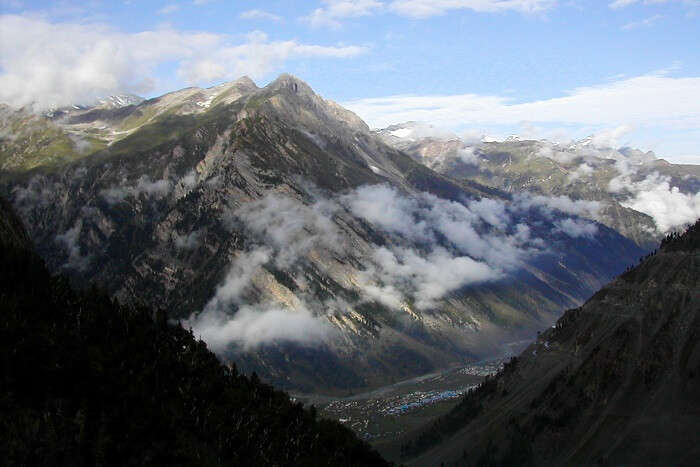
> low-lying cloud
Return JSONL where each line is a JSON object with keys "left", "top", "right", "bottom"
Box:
{"left": 55, "top": 221, "right": 91, "bottom": 271}
{"left": 555, "top": 218, "right": 598, "bottom": 239}
{"left": 186, "top": 184, "right": 605, "bottom": 351}
{"left": 100, "top": 176, "right": 172, "bottom": 204}
{"left": 515, "top": 193, "right": 603, "bottom": 221}
{"left": 619, "top": 173, "right": 700, "bottom": 232}
{"left": 173, "top": 229, "right": 204, "bottom": 250}
{"left": 189, "top": 185, "right": 608, "bottom": 351}
{"left": 191, "top": 304, "right": 331, "bottom": 352}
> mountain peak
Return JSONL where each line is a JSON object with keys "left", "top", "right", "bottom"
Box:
{"left": 233, "top": 75, "right": 257, "bottom": 89}
{"left": 266, "top": 73, "right": 315, "bottom": 96}
{"left": 97, "top": 94, "right": 144, "bottom": 109}
{"left": 211, "top": 76, "right": 258, "bottom": 93}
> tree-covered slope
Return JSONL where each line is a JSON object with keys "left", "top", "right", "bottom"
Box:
{"left": 400, "top": 219, "right": 700, "bottom": 466}
{"left": 0, "top": 199, "right": 388, "bottom": 466}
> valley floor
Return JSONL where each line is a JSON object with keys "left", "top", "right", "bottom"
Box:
{"left": 293, "top": 340, "right": 532, "bottom": 460}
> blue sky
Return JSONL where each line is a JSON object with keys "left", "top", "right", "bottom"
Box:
{"left": 1, "top": 0, "right": 699, "bottom": 162}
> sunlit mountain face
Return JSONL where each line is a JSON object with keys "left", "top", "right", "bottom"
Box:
{"left": 1, "top": 75, "right": 644, "bottom": 391}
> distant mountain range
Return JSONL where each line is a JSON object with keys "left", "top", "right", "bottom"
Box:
{"left": 1, "top": 75, "right": 646, "bottom": 392}
{"left": 399, "top": 219, "right": 700, "bottom": 466}
{"left": 378, "top": 121, "right": 700, "bottom": 250}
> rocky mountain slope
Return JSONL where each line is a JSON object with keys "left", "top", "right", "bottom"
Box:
{"left": 0, "top": 75, "right": 643, "bottom": 392}
{"left": 0, "top": 197, "right": 388, "bottom": 466}
{"left": 400, "top": 219, "right": 700, "bottom": 466}
{"left": 379, "top": 122, "right": 700, "bottom": 250}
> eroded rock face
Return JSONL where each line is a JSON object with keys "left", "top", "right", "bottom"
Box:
{"left": 1, "top": 75, "right": 643, "bottom": 392}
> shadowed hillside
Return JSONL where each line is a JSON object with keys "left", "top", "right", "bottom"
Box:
{"left": 0, "top": 198, "right": 388, "bottom": 466}
{"left": 400, "top": 219, "right": 700, "bottom": 466}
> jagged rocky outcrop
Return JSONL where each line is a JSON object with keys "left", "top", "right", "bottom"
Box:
{"left": 401, "top": 219, "right": 700, "bottom": 466}
{"left": 1, "top": 75, "right": 644, "bottom": 392}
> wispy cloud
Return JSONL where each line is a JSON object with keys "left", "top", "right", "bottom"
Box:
{"left": 157, "top": 3, "right": 180, "bottom": 15}
{"left": 303, "top": 0, "right": 383, "bottom": 28}
{"left": 610, "top": 0, "right": 641, "bottom": 8}
{"left": 622, "top": 14, "right": 662, "bottom": 28}
{"left": 240, "top": 9, "right": 283, "bottom": 22}
{"left": 610, "top": 0, "right": 700, "bottom": 10}
{"left": 302, "top": 0, "right": 557, "bottom": 27}
{"left": 388, "top": 0, "right": 557, "bottom": 17}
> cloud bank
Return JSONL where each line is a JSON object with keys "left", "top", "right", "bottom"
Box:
{"left": 345, "top": 72, "right": 700, "bottom": 132}
{"left": 0, "top": 15, "right": 366, "bottom": 109}
{"left": 187, "top": 184, "right": 602, "bottom": 351}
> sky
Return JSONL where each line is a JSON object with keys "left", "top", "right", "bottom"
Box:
{"left": 0, "top": 0, "right": 699, "bottom": 163}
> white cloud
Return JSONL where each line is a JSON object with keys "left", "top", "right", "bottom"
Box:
{"left": 158, "top": 3, "right": 180, "bottom": 14}
{"left": 665, "top": 154, "right": 700, "bottom": 164}
{"left": 389, "top": 0, "right": 557, "bottom": 17}
{"left": 590, "top": 125, "right": 634, "bottom": 147}
{"left": 185, "top": 244, "right": 333, "bottom": 350}
{"left": 204, "top": 248, "right": 271, "bottom": 312}
{"left": 514, "top": 193, "right": 603, "bottom": 220}
{"left": 173, "top": 229, "right": 203, "bottom": 250}
{"left": 618, "top": 172, "right": 700, "bottom": 232}
{"left": 100, "top": 176, "right": 172, "bottom": 204}
{"left": 610, "top": 0, "right": 641, "bottom": 7}
{"left": 622, "top": 14, "right": 662, "bottom": 29}
{"left": 345, "top": 72, "right": 700, "bottom": 131}
{"left": 186, "top": 185, "right": 615, "bottom": 350}
{"left": 0, "top": 15, "right": 367, "bottom": 109}
{"left": 340, "top": 185, "right": 526, "bottom": 270}
{"left": 55, "top": 221, "right": 91, "bottom": 271}
{"left": 610, "top": 0, "right": 699, "bottom": 9}
{"left": 344, "top": 72, "right": 700, "bottom": 161}
{"left": 239, "top": 9, "right": 283, "bottom": 21}
{"left": 568, "top": 162, "right": 594, "bottom": 181}
{"left": 366, "top": 245, "right": 501, "bottom": 309}
{"left": 304, "top": 0, "right": 383, "bottom": 28}
{"left": 458, "top": 147, "right": 479, "bottom": 164}
{"left": 340, "top": 184, "right": 435, "bottom": 243}
{"left": 554, "top": 218, "right": 598, "bottom": 238}
{"left": 233, "top": 193, "right": 345, "bottom": 268}
{"left": 536, "top": 145, "right": 578, "bottom": 164}
{"left": 189, "top": 304, "right": 331, "bottom": 351}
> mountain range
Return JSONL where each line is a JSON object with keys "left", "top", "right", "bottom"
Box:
{"left": 0, "top": 75, "right": 671, "bottom": 393}
{"left": 378, "top": 121, "right": 700, "bottom": 250}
